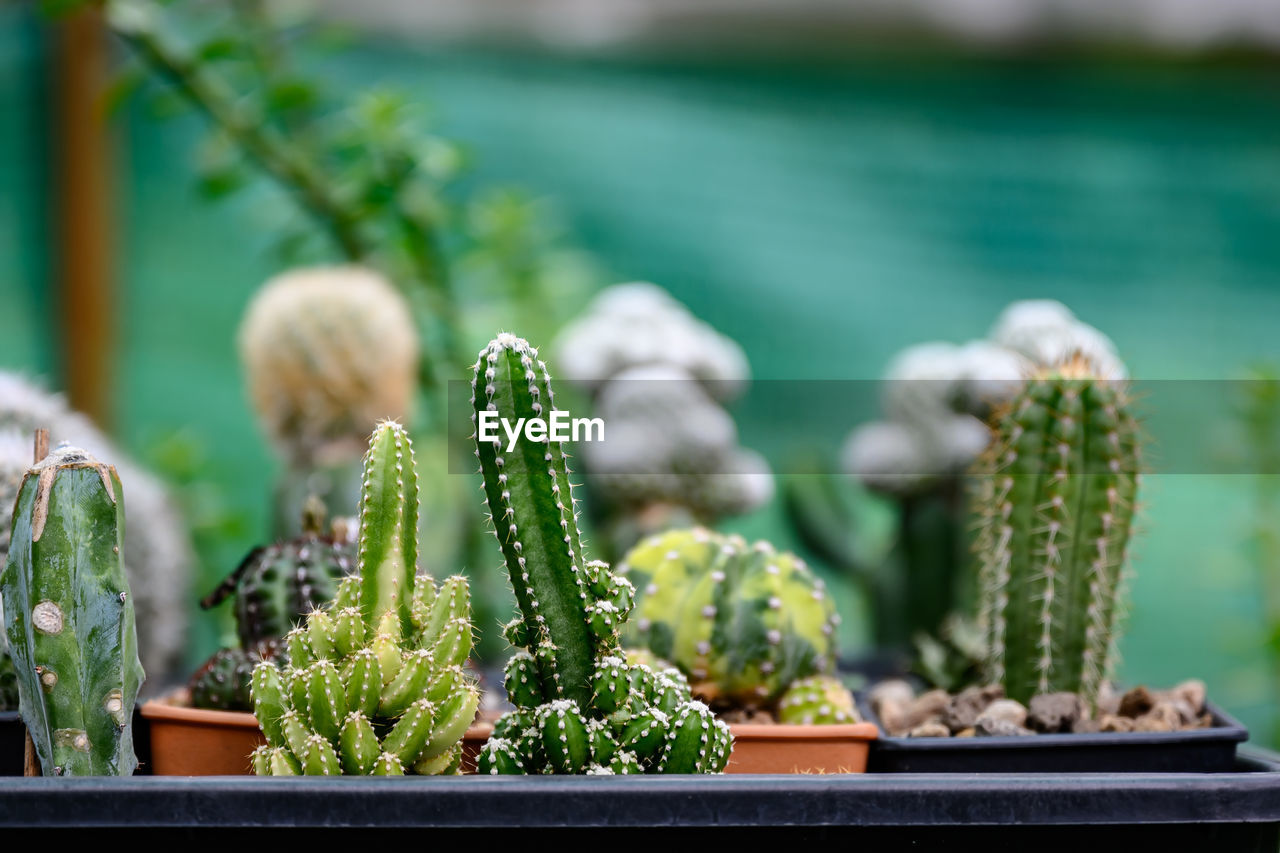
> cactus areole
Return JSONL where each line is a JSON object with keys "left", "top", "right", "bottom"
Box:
{"left": 472, "top": 334, "right": 731, "bottom": 774}
{"left": 973, "top": 357, "right": 1140, "bottom": 708}
{"left": 1, "top": 444, "right": 145, "bottom": 776}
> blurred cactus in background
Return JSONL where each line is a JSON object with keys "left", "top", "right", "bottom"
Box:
{"left": 787, "top": 300, "right": 1125, "bottom": 671}
{"left": 553, "top": 283, "right": 771, "bottom": 558}
{"left": 239, "top": 265, "right": 419, "bottom": 536}
{"left": 0, "top": 373, "right": 192, "bottom": 682}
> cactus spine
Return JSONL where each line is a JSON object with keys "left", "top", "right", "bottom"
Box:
{"left": 973, "top": 356, "right": 1140, "bottom": 707}
{"left": 621, "top": 527, "right": 842, "bottom": 708}
{"left": 472, "top": 333, "right": 731, "bottom": 774}
{"left": 1, "top": 445, "right": 144, "bottom": 775}
{"left": 251, "top": 421, "right": 479, "bottom": 774}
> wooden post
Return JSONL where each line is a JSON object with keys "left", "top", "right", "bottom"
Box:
{"left": 52, "top": 8, "right": 114, "bottom": 428}
{"left": 22, "top": 429, "right": 49, "bottom": 777}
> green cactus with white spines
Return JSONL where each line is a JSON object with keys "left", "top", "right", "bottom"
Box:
{"left": 200, "top": 501, "right": 355, "bottom": 652}
{"left": 620, "top": 527, "right": 840, "bottom": 706}
{"left": 250, "top": 421, "right": 479, "bottom": 775}
{"left": 472, "top": 333, "right": 731, "bottom": 775}
{"left": 973, "top": 356, "right": 1140, "bottom": 708}
{"left": 776, "top": 675, "right": 859, "bottom": 725}
{"left": 1, "top": 444, "right": 145, "bottom": 776}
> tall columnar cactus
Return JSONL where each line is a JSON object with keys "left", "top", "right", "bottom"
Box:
{"left": 621, "top": 528, "right": 840, "bottom": 705}
{"left": 1, "top": 445, "right": 145, "bottom": 776}
{"left": 472, "top": 333, "right": 731, "bottom": 774}
{"left": 250, "top": 421, "right": 479, "bottom": 775}
{"left": 973, "top": 356, "right": 1140, "bottom": 707}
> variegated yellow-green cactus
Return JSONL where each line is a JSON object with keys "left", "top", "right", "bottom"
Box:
{"left": 620, "top": 527, "right": 840, "bottom": 706}
{"left": 250, "top": 421, "right": 479, "bottom": 775}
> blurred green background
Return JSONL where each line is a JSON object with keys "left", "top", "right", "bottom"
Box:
{"left": 1, "top": 5, "right": 1278, "bottom": 736}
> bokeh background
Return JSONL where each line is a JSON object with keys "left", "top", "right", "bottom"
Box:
{"left": 2, "top": 1, "right": 1279, "bottom": 739}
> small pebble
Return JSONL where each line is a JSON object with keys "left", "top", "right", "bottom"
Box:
{"left": 1118, "top": 686, "right": 1154, "bottom": 718}
{"left": 978, "top": 699, "right": 1027, "bottom": 728}
{"left": 1099, "top": 714, "right": 1135, "bottom": 733}
{"left": 1028, "top": 692, "right": 1082, "bottom": 733}
{"left": 908, "top": 721, "right": 951, "bottom": 738}
{"left": 975, "top": 717, "right": 1033, "bottom": 737}
{"left": 944, "top": 684, "right": 1004, "bottom": 732}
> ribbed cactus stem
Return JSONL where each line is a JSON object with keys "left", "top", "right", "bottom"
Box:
{"left": 974, "top": 357, "right": 1139, "bottom": 707}
{"left": 357, "top": 420, "right": 418, "bottom": 634}
{"left": 1, "top": 444, "right": 144, "bottom": 775}
{"left": 472, "top": 333, "right": 595, "bottom": 708}
{"left": 473, "top": 333, "right": 731, "bottom": 775}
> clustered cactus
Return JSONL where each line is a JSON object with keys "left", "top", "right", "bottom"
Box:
{"left": 972, "top": 355, "right": 1140, "bottom": 708}
{"left": 249, "top": 421, "right": 480, "bottom": 775}
{"left": 621, "top": 527, "right": 841, "bottom": 707}
{"left": 1, "top": 444, "right": 145, "bottom": 775}
{"left": 471, "top": 333, "right": 731, "bottom": 774}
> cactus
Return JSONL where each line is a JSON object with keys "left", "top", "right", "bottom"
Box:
{"left": 0, "top": 373, "right": 192, "bottom": 680}
{"left": 472, "top": 333, "right": 731, "bottom": 774}
{"left": 620, "top": 527, "right": 840, "bottom": 706}
{"left": 250, "top": 421, "right": 479, "bottom": 775}
{"left": 239, "top": 266, "right": 419, "bottom": 535}
{"left": 189, "top": 640, "right": 286, "bottom": 712}
{"left": 1, "top": 444, "right": 145, "bottom": 775}
{"left": 973, "top": 356, "right": 1140, "bottom": 708}
{"left": 776, "top": 676, "right": 859, "bottom": 725}
{"left": 200, "top": 500, "right": 356, "bottom": 650}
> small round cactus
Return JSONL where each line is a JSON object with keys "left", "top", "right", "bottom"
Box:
{"left": 201, "top": 501, "right": 356, "bottom": 649}
{"left": 776, "top": 675, "right": 859, "bottom": 725}
{"left": 620, "top": 527, "right": 840, "bottom": 705}
{"left": 188, "top": 639, "right": 286, "bottom": 712}
{"left": 238, "top": 266, "right": 419, "bottom": 466}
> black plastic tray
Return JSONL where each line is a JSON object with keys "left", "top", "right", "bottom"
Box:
{"left": 1, "top": 750, "right": 1279, "bottom": 846}
{"left": 859, "top": 695, "right": 1248, "bottom": 773}
{"left": 0, "top": 712, "right": 22, "bottom": 777}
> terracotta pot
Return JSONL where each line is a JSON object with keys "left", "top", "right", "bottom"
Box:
{"left": 140, "top": 696, "right": 496, "bottom": 776}
{"left": 724, "top": 722, "right": 879, "bottom": 774}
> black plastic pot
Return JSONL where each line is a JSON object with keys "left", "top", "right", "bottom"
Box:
{"left": 859, "top": 695, "right": 1248, "bottom": 773}
{"left": 0, "top": 712, "right": 22, "bottom": 777}
{"left": 0, "top": 749, "right": 1278, "bottom": 845}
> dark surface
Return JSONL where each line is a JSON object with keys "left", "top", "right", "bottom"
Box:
{"left": 0, "top": 712, "right": 21, "bottom": 777}
{"left": 860, "top": 696, "right": 1248, "bottom": 773}
{"left": 1, "top": 750, "right": 1279, "bottom": 836}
